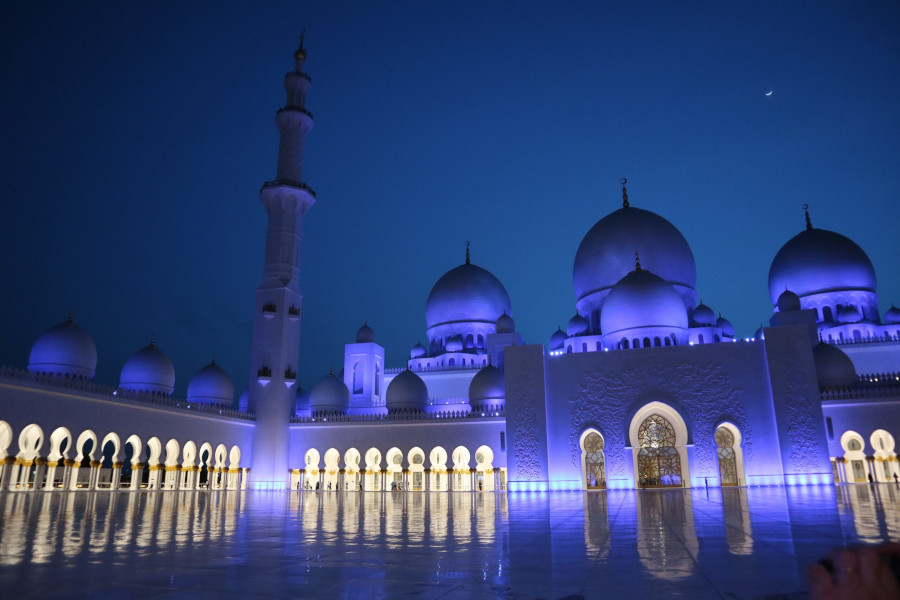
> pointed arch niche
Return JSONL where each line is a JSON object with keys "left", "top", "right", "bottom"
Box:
{"left": 579, "top": 429, "right": 606, "bottom": 490}
{"left": 714, "top": 422, "right": 746, "bottom": 487}
{"left": 628, "top": 402, "right": 690, "bottom": 488}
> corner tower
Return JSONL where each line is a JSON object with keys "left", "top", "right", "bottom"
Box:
{"left": 248, "top": 35, "right": 316, "bottom": 489}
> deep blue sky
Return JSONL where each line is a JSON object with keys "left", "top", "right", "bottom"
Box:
{"left": 2, "top": 3, "right": 898, "bottom": 401}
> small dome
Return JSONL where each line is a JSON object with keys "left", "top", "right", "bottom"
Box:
{"left": 308, "top": 373, "right": 350, "bottom": 414}
{"left": 295, "top": 387, "right": 310, "bottom": 412}
{"left": 754, "top": 325, "right": 766, "bottom": 340}
{"left": 28, "top": 317, "right": 97, "bottom": 380}
{"left": 445, "top": 335, "right": 464, "bottom": 352}
{"left": 691, "top": 303, "right": 716, "bottom": 326}
{"left": 469, "top": 363, "right": 505, "bottom": 404}
{"left": 186, "top": 359, "right": 233, "bottom": 405}
{"left": 716, "top": 314, "right": 734, "bottom": 337}
{"left": 549, "top": 328, "right": 567, "bottom": 350}
{"left": 356, "top": 323, "right": 375, "bottom": 343}
{"left": 385, "top": 369, "right": 428, "bottom": 411}
{"left": 600, "top": 268, "right": 688, "bottom": 337}
{"left": 768, "top": 228, "right": 876, "bottom": 306}
{"left": 567, "top": 314, "right": 589, "bottom": 336}
{"left": 812, "top": 342, "right": 857, "bottom": 388}
{"left": 885, "top": 305, "right": 900, "bottom": 325}
{"left": 777, "top": 289, "right": 802, "bottom": 312}
{"left": 496, "top": 312, "right": 516, "bottom": 334}
{"left": 838, "top": 305, "right": 862, "bottom": 324}
{"left": 410, "top": 342, "right": 427, "bottom": 359}
{"left": 119, "top": 340, "right": 175, "bottom": 395}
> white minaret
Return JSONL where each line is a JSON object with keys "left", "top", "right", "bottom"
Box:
{"left": 248, "top": 35, "right": 315, "bottom": 489}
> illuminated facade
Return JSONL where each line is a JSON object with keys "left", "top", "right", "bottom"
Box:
{"left": 1, "top": 39, "right": 899, "bottom": 495}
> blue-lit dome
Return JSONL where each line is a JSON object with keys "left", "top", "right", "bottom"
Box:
{"left": 716, "top": 314, "right": 734, "bottom": 337}
{"left": 186, "top": 359, "right": 233, "bottom": 405}
{"left": 425, "top": 260, "right": 511, "bottom": 342}
{"left": 410, "top": 342, "right": 427, "bottom": 359}
{"left": 496, "top": 312, "right": 516, "bottom": 334}
{"left": 885, "top": 305, "right": 900, "bottom": 325}
{"left": 691, "top": 303, "right": 716, "bottom": 326}
{"left": 549, "top": 328, "right": 566, "bottom": 350}
{"left": 385, "top": 368, "right": 428, "bottom": 411}
{"left": 812, "top": 343, "right": 857, "bottom": 388}
{"left": 573, "top": 205, "right": 697, "bottom": 315}
{"left": 469, "top": 364, "right": 505, "bottom": 405}
{"left": 356, "top": 323, "right": 375, "bottom": 343}
{"left": 119, "top": 340, "right": 175, "bottom": 395}
{"left": 308, "top": 373, "right": 350, "bottom": 414}
{"left": 777, "top": 289, "right": 802, "bottom": 312}
{"left": 567, "top": 314, "right": 589, "bottom": 336}
{"left": 838, "top": 305, "right": 862, "bottom": 324}
{"left": 600, "top": 268, "right": 688, "bottom": 337}
{"left": 445, "top": 335, "right": 464, "bottom": 352}
{"left": 768, "top": 228, "right": 876, "bottom": 306}
{"left": 28, "top": 317, "right": 97, "bottom": 380}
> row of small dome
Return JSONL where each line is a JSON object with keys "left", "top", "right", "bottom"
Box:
{"left": 300, "top": 362, "right": 505, "bottom": 415}
{"left": 27, "top": 316, "right": 233, "bottom": 405}
{"left": 553, "top": 300, "right": 734, "bottom": 340}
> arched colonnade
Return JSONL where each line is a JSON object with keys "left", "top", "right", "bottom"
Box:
{"left": 833, "top": 429, "right": 898, "bottom": 483}
{"left": 0, "top": 420, "right": 247, "bottom": 491}
{"left": 293, "top": 444, "right": 506, "bottom": 492}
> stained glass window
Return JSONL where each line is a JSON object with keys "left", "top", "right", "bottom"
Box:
{"left": 715, "top": 426, "right": 738, "bottom": 486}
{"left": 637, "top": 415, "right": 682, "bottom": 487}
{"left": 583, "top": 432, "right": 605, "bottom": 488}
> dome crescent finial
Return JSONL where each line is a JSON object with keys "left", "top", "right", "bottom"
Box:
{"left": 294, "top": 29, "right": 307, "bottom": 62}
{"left": 68, "top": 309, "right": 74, "bottom": 323}
{"left": 803, "top": 203, "right": 812, "bottom": 230}
{"left": 465, "top": 241, "right": 471, "bottom": 265}
{"left": 634, "top": 251, "right": 642, "bottom": 271}
{"left": 211, "top": 353, "right": 216, "bottom": 365}
{"left": 621, "top": 178, "right": 629, "bottom": 208}
{"left": 150, "top": 334, "right": 155, "bottom": 348}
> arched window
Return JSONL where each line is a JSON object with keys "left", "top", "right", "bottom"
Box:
{"left": 643, "top": 337, "right": 651, "bottom": 348}
{"left": 715, "top": 427, "right": 738, "bottom": 486}
{"left": 853, "top": 330, "right": 862, "bottom": 342}
{"left": 698, "top": 334, "right": 704, "bottom": 344}
{"left": 374, "top": 363, "right": 381, "bottom": 395}
{"left": 466, "top": 334, "right": 474, "bottom": 348}
{"left": 664, "top": 338, "right": 671, "bottom": 346}
{"left": 633, "top": 338, "right": 640, "bottom": 349}
{"left": 823, "top": 306, "right": 833, "bottom": 322}
{"left": 582, "top": 432, "right": 605, "bottom": 489}
{"left": 352, "top": 361, "right": 363, "bottom": 394}
{"left": 637, "top": 415, "right": 681, "bottom": 487}
{"left": 477, "top": 334, "right": 484, "bottom": 348}
{"left": 448, "top": 358, "right": 455, "bottom": 367}
{"left": 582, "top": 342, "right": 587, "bottom": 352}
{"left": 654, "top": 337, "right": 661, "bottom": 347}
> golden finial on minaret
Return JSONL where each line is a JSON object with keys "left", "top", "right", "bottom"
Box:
{"left": 329, "top": 365, "right": 334, "bottom": 376}
{"left": 621, "top": 178, "right": 630, "bottom": 208}
{"left": 150, "top": 334, "right": 156, "bottom": 348}
{"left": 803, "top": 203, "right": 812, "bottom": 230}
{"left": 211, "top": 353, "right": 216, "bottom": 365}
{"left": 68, "top": 309, "right": 74, "bottom": 323}
{"left": 465, "top": 241, "right": 471, "bottom": 265}
{"left": 634, "top": 251, "right": 642, "bottom": 271}
{"left": 294, "top": 29, "right": 307, "bottom": 62}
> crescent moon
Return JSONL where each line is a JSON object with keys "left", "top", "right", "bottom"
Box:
{"left": 765, "top": 90, "right": 773, "bottom": 96}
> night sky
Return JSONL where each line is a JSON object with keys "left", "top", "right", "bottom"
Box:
{"left": 2, "top": 3, "right": 898, "bottom": 402}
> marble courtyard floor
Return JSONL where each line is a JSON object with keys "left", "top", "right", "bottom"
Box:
{"left": 0, "top": 485, "right": 898, "bottom": 599}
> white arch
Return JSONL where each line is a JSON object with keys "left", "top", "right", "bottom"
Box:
{"left": 124, "top": 434, "right": 142, "bottom": 466}
{"left": 0, "top": 421, "right": 12, "bottom": 460}
{"left": 198, "top": 442, "right": 213, "bottom": 466}
{"left": 343, "top": 447, "right": 361, "bottom": 491}
{"left": 48, "top": 427, "right": 73, "bottom": 462}
{"left": 74, "top": 429, "right": 98, "bottom": 462}
{"left": 429, "top": 446, "right": 448, "bottom": 492}
{"left": 146, "top": 437, "right": 162, "bottom": 464}
{"left": 386, "top": 447, "right": 404, "bottom": 490}
{"left": 304, "top": 448, "right": 321, "bottom": 490}
{"left": 17, "top": 423, "right": 44, "bottom": 460}
{"left": 323, "top": 448, "right": 340, "bottom": 490}
{"left": 364, "top": 447, "right": 382, "bottom": 491}
{"left": 407, "top": 447, "right": 426, "bottom": 491}
{"left": 164, "top": 438, "right": 180, "bottom": 466}
{"left": 451, "top": 446, "right": 471, "bottom": 491}
{"left": 629, "top": 401, "right": 691, "bottom": 488}
{"left": 181, "top": 441, "right": 197, "bottom": 468}
{"left": 870, "top": 429, "right": 897, "bottom": 482}
{"left": 214, "top": 444, "right": 228, "bottom": 469}
{"left": 100, "top": 432, "right": 121, "bottom": 465}
{"left": 840, "top": 430, "right": 868, "bottom": 483}
{"left": 474, "top": 445, "right": 494, "bottom": 491}
{"left": 228, "top": 445, "right": 241, "bottom": 468}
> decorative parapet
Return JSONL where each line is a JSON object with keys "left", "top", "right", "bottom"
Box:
{"left": 260, "top": 178, "right": 317, "bottom": 197}
{"left": 821, "top": 385, "right": 900, "bottom": 402}
{"left": 829, "top": 333, "right": 900, "bottom": 346}
{"left": 385, "top": 362, "right": 485, "bottom": 375}
{"left": 0, "top": 365, "right": 254, "bottom": 420}
{"left": 290, "top": 407, "right": 504, "bottom": 424}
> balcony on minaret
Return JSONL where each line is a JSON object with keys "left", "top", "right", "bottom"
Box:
{"left": 288, "top": 305, "right": 300, "bottom": 321}
{"left": 260, "top": 179, "right": 316, "bottom": 196}
{"left": 262, "top": 303, "right": 277, "bottom": 318}
{"left": 284, "top": 367, "right": 297, "bottom": 388}
{"left": 257, "top": 366, "right": 273, "bottom": 386}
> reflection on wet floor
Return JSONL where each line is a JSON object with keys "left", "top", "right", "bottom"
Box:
{"left": 1, "top": 484, "right": 898, "bottom": 599}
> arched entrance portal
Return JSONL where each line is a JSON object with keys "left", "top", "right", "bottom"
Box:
{"left": 629, "top": 403, "right": 690, "bottom": 489}
{"left": 580, "top": 430, "right": 606, "bottom": 490}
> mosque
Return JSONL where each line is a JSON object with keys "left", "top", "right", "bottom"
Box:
{"left": 1, "top": 38, "right": 898, "bottom": 494}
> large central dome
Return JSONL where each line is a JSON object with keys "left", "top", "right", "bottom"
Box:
{"left": 574, "top": 205, "right": 697, "bottom": 319}
{"left": 425, "top": 259, "right": 511, "bottom": 349}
